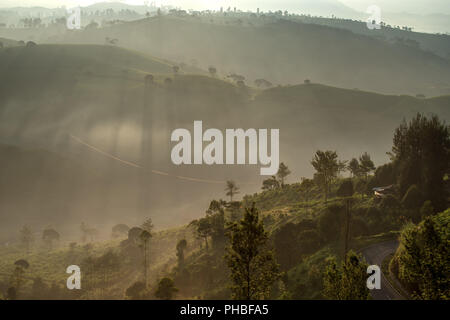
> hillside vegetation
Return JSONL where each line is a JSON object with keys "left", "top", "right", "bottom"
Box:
{"left": 0, "top": 109, "right": 448, "bottom": 300}
{"left": 0, "top": 43, "right": 449, "bottom": 237}
{"left": 21, "top": 15, "right": 450, "bottom": 96}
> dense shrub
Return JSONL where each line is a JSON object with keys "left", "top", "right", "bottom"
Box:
{"left": 401, "top": 185, "right": 423, "bottom": 210}
{"left": 274, "top": 221, "right": 322, "bottom": 271}
{"left": 393, "top": 209, "right": 450, "bottom": 299}
{"left": 350, "top": 217, "right": 369, "bottom": 237}
{"left": 318, "top": 204, "right": 344, "bottom": 243}
{"left": 380, "top": 194, "right": 400, "bottom": 209}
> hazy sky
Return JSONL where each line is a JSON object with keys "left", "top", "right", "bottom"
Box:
{"left": 0, "top": 0, "right": 448, "bottom": 15}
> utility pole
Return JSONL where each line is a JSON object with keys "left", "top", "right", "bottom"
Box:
{"left": 344, "top": 197, "right": 351, "bottom": 257}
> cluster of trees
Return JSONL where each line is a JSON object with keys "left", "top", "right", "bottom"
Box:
{"left": 323, "top": 251, "right": 370, "bottom": 300}
{"left": 19, "top": 18, "right": 43, "bottom": 28}
{"left": 392, "top": 114, "right": 449, "bottom": 213}
{"left": 80, "top": 222, "right": 99, "bottom": 242}
{"left": 18, "top": 226, "right": 60, "bottom": 252}
{"left": 3, "top": 114, "right": 447, "bottom": 300}
{"left": 254, "top": 79, "right": 273, "bottom": 88}
{"left": 311, "top": 150, "right": 347, "bottom": 202}
{"left": 42, "top": 228, "right": 60, "bottom": 250}
{"left": 391, "top": 209, "right": 449, "bottom": 299}
{"left": 226, "top": 73, "right": 246, "bottom": 87}
{"left": 111, "top": 223, "right": 130, "bottom": 238}
{"left": 126, "top": 277, "right": 178, "bottom": 300}
{"left": 262, "top": 162, "right": 291, "bottom": 190}
{"left": 119, "top": 218, "right": 154, "bottom": 285}
{"left": 81, "top": 250, "right": 121, "bottom": 294}
{"left": 311, "top": 150, "right": 374, "bottom": 203}
{"left": 347, "top": 153, "right": 376, "bottom": 180}
{"left": 190, "top": 200, "right": 228, "bottom": 251}
{"left": 273, "top": 219, "right": 320, "bottom": 271}
{"left": 180, "top": 194, "right": 281, "bottom": 299}
{"left": 225, "top": 204, "right": 281, "bottom": 299}
{"left": 2, "top": 257, "right": 81, "bottom": 300}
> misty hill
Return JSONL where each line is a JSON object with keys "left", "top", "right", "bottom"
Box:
{"left": 0, "top": 44, "right": 173, "bottom": 79}
{"left": 84, "top": 2, "right": 151, "bottom": 13}
{"left": 243, "top": 0, "right": 359, "bottom": 18}
{"left": 0, "top": 37, "right": 18, "bottom": 47}
{"left": 46, "top": 16, "right": 450, "bottom": 97}
{"left": 0, "top": 44, "right": 449, "bottom": 239}
{"left": 0, "top": 144, "right": 97, "bottom": 234}
{"left": 287, "top": 15, "right": 450, "bottom": 59}
{"left": 0, "top": 43, "right": 185, "bottom": 99}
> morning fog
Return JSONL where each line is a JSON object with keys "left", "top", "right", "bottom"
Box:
{"left": 171, "top": 121, "right": 279, "bottom": 175}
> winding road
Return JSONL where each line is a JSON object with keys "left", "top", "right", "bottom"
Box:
{"left": 361, "top": 240, "right": 407, "bottom": 300}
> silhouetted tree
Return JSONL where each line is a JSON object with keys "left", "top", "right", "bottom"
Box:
{"left": 206, "top": 200, "right": 227, "bottom": 249}
{"left": 394, "top": 209, "right": 449, "bottom": 299}
{"left": 12, "top": 259, "right": 29, "bottom": 297}
{"left": 144, "top": 74, "right": 154, "bottom": 85}
{"left": 347, "top": 158, "right": 360, "bottom": 177}
{"left": 155, "top": 277, "right": 178, "bottom": 300}
{"left": 141, "top": 218, "right": 154, "bottom": 233}
{"left": 225, "top": 180, "right": 240, "bottom": 202}
{"left": 139, "top": 230, "right": 152, "bottom": 286}
{"left": 358, "top": 152, "right": 375, "bottom": 180}
{"left": 25, "top": 41, "right": 36, "bottom": 48}
{"left": 126, "top": 281, "right": 148, "bottom": 300}
{"left": 111, "top": 224, "right": 130, "bottom": 238}
{"left": 176, "top": 239, "right": 188, "bottom": 269}
{"left": 42, "top": 228, "right": 60, "bottom": 250}
{"left": 128, "top": 227, "right": 144, "bottom": 245}
{"left": 80, "top": 222, "right": 98, "bottom": 242}
{"left": 323, "top": 251, "right": 370, "bottom": 300}
{"left": 262, "top": 176, "right": 279, "bottom": 190}
{"left": 254, "top": 79, "right": 272, "bottom": 88}
{"left": 392, "top": 114, "right": 449, "bottom": 211}
{"left": 208, "top": 66, "right": 217, "bottom": 77}
{"left": 192, "top": 217, "right": 212, "bottom": 250}
{"left": 311, "top": 150, "right": 346, "bottom": 202}
{"left": 225, "top": 204, "right": 280, "bottom": 300}
{"left": 277, "top": 162, "right": 291, "bottom": 187}
{"left": 20, "top": 225, "right": 33, "bottom": 253}
{"left": 300, "top": 178, "right": 315, "bottom": 203}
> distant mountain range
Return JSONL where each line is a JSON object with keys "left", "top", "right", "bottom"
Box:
{"left": 48, "top": 16, "right": 450, "bottom": 96}
{"left": 340, "top": 0, "right": 450, "bottom": 16}
{"left": 0, "top": 1, "right": 449, "bottom": 33}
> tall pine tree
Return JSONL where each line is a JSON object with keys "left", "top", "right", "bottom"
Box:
{"left": 225, "top": 203, "right": 280, "bottom": 300}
